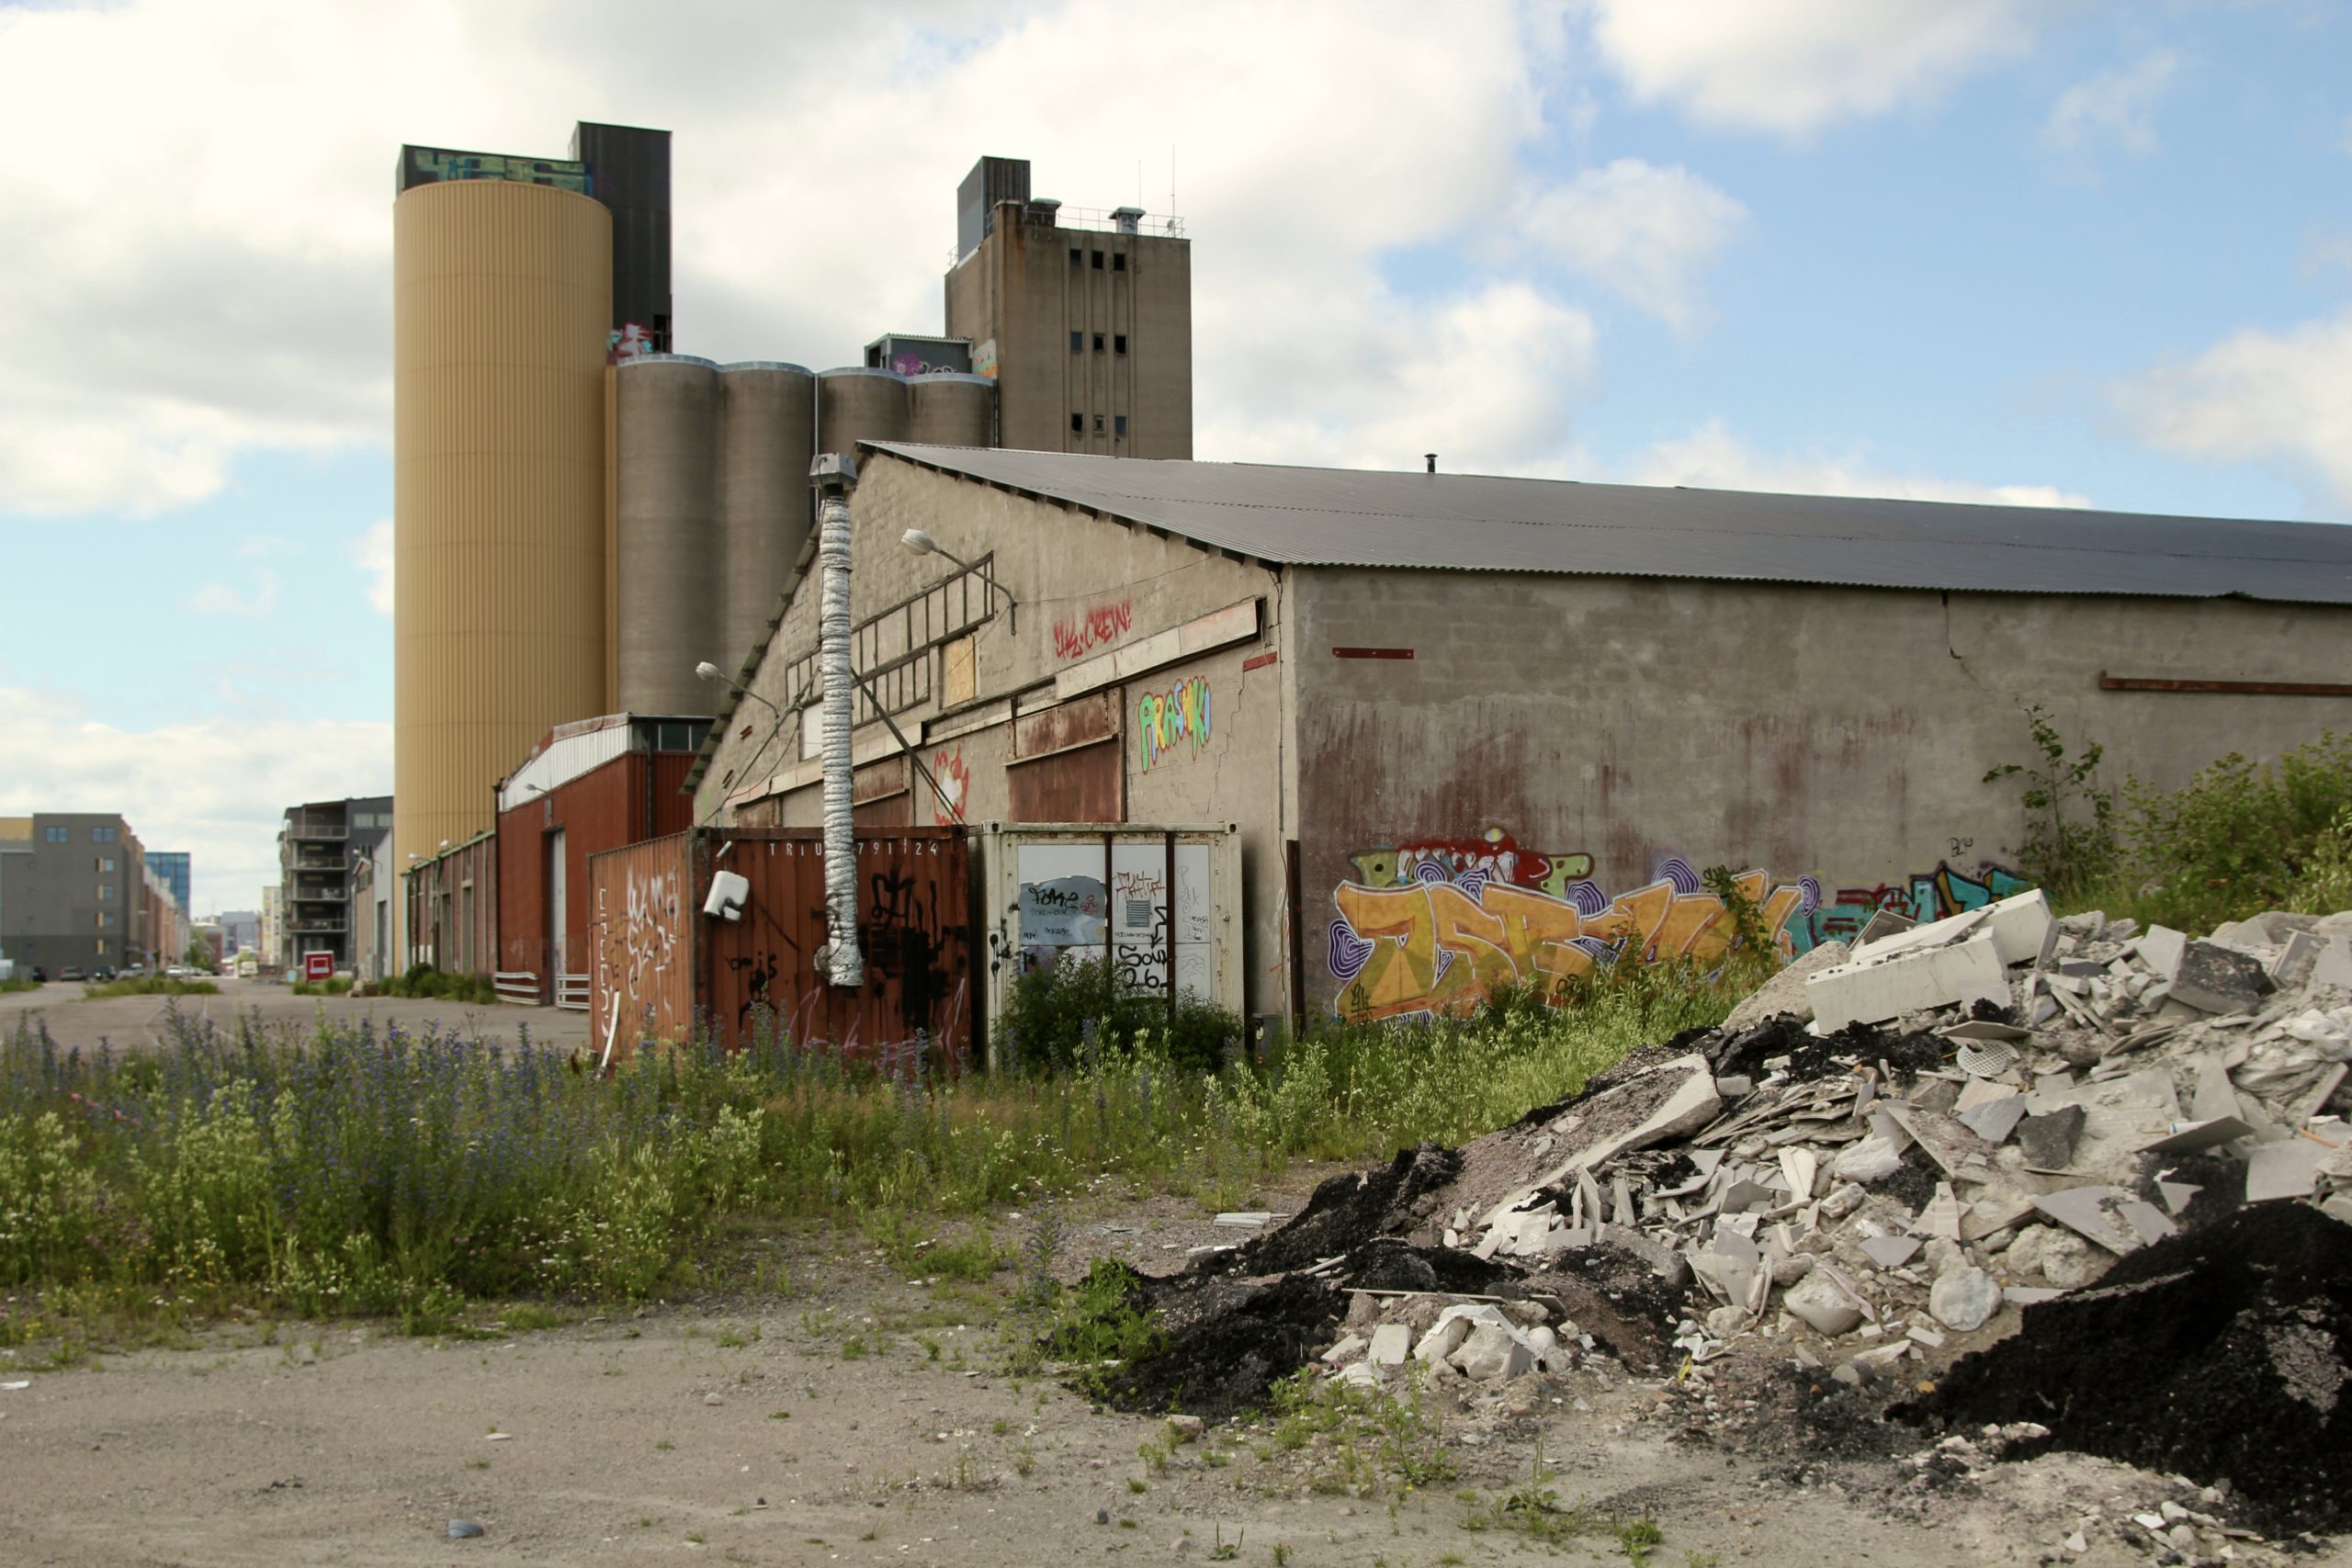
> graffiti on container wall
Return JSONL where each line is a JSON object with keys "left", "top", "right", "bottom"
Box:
{"left": 1327, "top": 825, "right": 2027, "bottom": 1021}
{"left": 1051, "top": 597, "right": 1132, "bottom": 661}
{"left": 931, "top": 746, "right": 970, "bottom": 826}
{"left": 1136, "top": 675, "right": 1212, "bottom": 770}
{"left": 596, "top": 861, "right": 686, "bottom": 1047}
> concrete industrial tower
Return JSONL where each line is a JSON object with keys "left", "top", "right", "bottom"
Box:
{"left": 390, "top": 124, "right": 671, "bottom": 864}
{"left": 944, "top": 156, "right": 1194, "bottom": 459}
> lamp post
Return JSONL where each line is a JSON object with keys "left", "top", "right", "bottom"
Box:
{"left": 899, "top": 529, "right": 1017, "bottom": 629}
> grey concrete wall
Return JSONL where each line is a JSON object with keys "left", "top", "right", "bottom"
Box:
{"left": 0, "top": 815, "right": 136, "bottom": 972}
{"left": 695, "top": 453, "right": 1288, "bottom": 1014}
{"left": 1294, "top": 568, "right": 2352, "bottom": 1018}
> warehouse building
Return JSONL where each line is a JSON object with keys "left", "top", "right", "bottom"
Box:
{"left": 687, "top": 445, "right": 2352, "bottom": 1025}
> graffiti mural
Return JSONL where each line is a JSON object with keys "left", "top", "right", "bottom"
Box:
{"left": 1787, "top": 861, "right": 2032, "bottom": 953}
{"left": 931, "top": 746, "right": 970, "bottom": 826}
{"left": 1052, "top": 597, "right": 1134, "bottom": 661}
{"left": 1327, "top": 827, "right": 2028, "bottom": 1021}
{"left": 1137, "top": 675, "right": 1212, "bottom": 770}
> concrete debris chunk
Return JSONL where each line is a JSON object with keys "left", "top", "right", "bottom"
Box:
{"left": 2032, "top": 1187, "right": 2153, "bottom": 1256}
{"left": 1955, "top": 1093, "right": 2028, "bottom": 1145}
{"left": 2312, "top": 933, "right": 2352, "bottom": 992}
{"left": 2014, "top": 1105, "right": 2086, "bottom": 1169}
{"left": 1929, "top": 1267, "right": 2003, "bottom": 1333}
{"left": 2245, "top": 1138, "right": 2333, "bottom": 1203}
{"left": 1450, "top": 1323, "right": 1535, "bottom": 1382}
{"left": 2168, "top": 942, "right": 2267, "bottom": 1016}
{"left": 1718, "top": 939, "right": 1850, "bottom": 1032}
{"left": 1783, "top": 1271, "right": 1865, "bottom": 1337}
{"left": 1807, "top": 928, "right": 2008, "bottom": 1032}
{"left": 1367, "top": 1323, "right": 1411, "bottom": 1366}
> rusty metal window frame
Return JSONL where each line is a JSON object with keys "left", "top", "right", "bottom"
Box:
{"left": 781, "top": 553, "right": 999, "bottom": 726}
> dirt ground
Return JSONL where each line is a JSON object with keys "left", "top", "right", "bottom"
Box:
{"left": 8, "top": 1179, "right": 2346, "bottom": 1568}
{"left": 0, "top": 976, "right": 591, "bottom": 1055}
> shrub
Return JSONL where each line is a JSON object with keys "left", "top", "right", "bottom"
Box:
{"left": 995, "top": 954, "right": 1243, "bottom": 1074}
{"left": 83, "top": 976, "right": 220, "bottom": 998}
{"left": 370, "top": 964, "right": 497, "bottom": 1003}
{"left": 290, "top": 976, "right": 354, "bottom": 997}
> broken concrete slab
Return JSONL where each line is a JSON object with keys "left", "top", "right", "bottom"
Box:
{"left": 2312, "top": 934, "right": 2352, "bottom": 992}
{"left": 1482, "top": 1054, "right": 1721, "bottom": 1231}
{"left": 2143, "top": 1115, "right": 2256, "bottom": 1154}
{"left": 2032, "top": 1187, "right": 2151, "bottom": 1256}
{"left": 1859, "top": 1235, "right": 1922, "bottom": 1269}
{"left": 1718, "top": 940, "right": 1850, "bottom": 1033}
{"left": 2131, "top": 924, "right": 2188, "bottom": 979}
{"left": 2245, "top": 1138, "right": 2333, "bottom": 1202}
{"left": 2272, "top": 931, "right": 2324, "bottom": 989}
{"left": 1957, "top": 1094, "right": 2028, "bottom": 1145}
{"left": 1367, "top": 1323, "right": 1411, "bottom": 1366}
{"left": 1807, "top": 928, "right": 2009, "bottom": 1032}
{"left": 1451, "top": 1323, "right": 1534, "bottom": 1382}
{"left": 2169, "top": 942, "right": 2267, "bottom": 1016}
{"left": 1783, "top": 1270, "right": 1865, "bottom": 1336}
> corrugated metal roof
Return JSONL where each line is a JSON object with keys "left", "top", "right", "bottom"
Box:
{"left": 868, "top": 444, "right": 2352, "bottom": 604}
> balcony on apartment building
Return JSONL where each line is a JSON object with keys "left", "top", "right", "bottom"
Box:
{"left": 286, "top": 815, "right": 349, "bottom": 842}
{"left": 290, "top": 880, "right": 348, "bottom": 902}
{"left": 288, "top": 915, "right": 349, "bottom": 935}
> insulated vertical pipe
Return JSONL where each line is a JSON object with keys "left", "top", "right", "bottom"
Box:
{"left": 812, "top": 454, "right": 864, "bottom": 988}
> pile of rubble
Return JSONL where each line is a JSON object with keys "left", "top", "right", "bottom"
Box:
{"left": 1095, "top": 890, "right": 2352, "bottom": 1521}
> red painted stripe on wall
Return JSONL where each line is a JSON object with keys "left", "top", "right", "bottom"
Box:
{"left": 1331, "top": 647, "right": 1413, "bottom": 660}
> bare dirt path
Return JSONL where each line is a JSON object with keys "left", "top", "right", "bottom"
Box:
{"left": 0, "top": 976, "right": 591, "bottom": 1055}
{"left": 10, "top": 1211, "right": 2342, "bottom": 1568}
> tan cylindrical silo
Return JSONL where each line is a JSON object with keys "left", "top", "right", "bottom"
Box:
{"left": 816, "top": 367, "right": 912, "bottom": 462}
{"left": 615, "top": 355, "right": 721, "bottom": 716}
{"left": 907, "top": 373, "right": 997, "bottom": 447}
{"left": 394, "top": 178, "right": 611, "bottom": 877}
{"left": 716, "top": 362, "right": 816, "bottom": 676}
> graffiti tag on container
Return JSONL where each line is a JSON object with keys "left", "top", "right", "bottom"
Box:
{"left": 932, "top": 746, "right": 970, "bottom": 826}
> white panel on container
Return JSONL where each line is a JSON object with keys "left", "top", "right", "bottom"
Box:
{"left": 1014, "top": 840, "right": 1109, "bottom": 976}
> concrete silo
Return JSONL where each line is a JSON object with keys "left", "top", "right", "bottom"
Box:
{"left": 816, "top": 367, "right": 913, "bottom": 462}
{"left": 715, "top": 363, "right": 817, "bottom": 678}
{"left": 908, "top": 373, "right": 997, "bottom": 447}
{"left": 393, "top": 177, "right": 612, "bottom": 868}
{"left": 614, "top": 355, "right": 721, "bottom": 716}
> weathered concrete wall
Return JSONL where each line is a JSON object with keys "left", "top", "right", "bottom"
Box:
{"left": 695, "top": 452, "right": 1293, "bottom": 1018}
{"left": 1295, "top": 568, "right": 2352, "bottom": 1019}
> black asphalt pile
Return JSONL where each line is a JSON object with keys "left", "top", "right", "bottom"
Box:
{"left": 1077, "top": 893, "right": 2352, "bottom": 1454}
{"left": 1905, "top": 1202, "right": 2352, "bottom": 1535}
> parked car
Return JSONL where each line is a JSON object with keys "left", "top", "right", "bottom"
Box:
{"left": 62, "top": 965, "right": 86, "bottom": 981}
{"left": 29, "top": 966, "right": 46, "bottom": 984}
{"left": 164, "top": 964, "right": 188, "bottom": 979}
{"left": 91, "top": 964, "right": 116, "bottom": 981}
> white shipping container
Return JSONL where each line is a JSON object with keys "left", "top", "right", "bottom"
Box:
{"left": 976, "top": 822, "right": 1243, "bottom": 1069}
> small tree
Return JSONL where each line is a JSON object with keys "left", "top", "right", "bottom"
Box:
{"left": 1984, "top": 703, "right": 2118, "bottom": 892}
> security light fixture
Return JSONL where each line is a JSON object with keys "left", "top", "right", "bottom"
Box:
{"left": 898, "top": 530, "right": 1016, "bottom": 628}
{"left": 695, "top": 660, "right": 780, "bottom": 719}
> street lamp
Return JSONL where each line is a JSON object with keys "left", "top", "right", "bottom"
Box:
{"left": 695, "top": 660, "right": 781, "bottom": 719}
{"left": 899, "top": 529, "right": 1016, "bottom": 629}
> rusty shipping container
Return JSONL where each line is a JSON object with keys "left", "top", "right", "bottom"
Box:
{"left": 585, "top": 826, "right": 973, "bottom": 1068}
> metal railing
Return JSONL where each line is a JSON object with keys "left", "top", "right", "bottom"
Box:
{"left": 492, "top": 971, "right": 539, "bottom": 1004}
{"left": 289, "top": 917, "right": 348, "bottom": 935}
{"left": 288, "top": 823, "right": 348, "bottom": 841}
{"left": 555, "top": 972, "right": 592, "bottom": 1011}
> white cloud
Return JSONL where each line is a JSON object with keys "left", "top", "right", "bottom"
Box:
{"left": 1620, "top": 419, "right": 2093, "bottom": 507}
{"left": 2114, "top": 308, "right": 2352, "bottom": 512}
{"left": 187, "top": 571, "right": 280, "bottom": 619}
{"left": 354, "top": 519, "right": 394, "bottom": 616}
{"left": 0, "top": 0, "right": 1583, "bottom": 514}
{"left": 2041, "top": 51, "right": 2179, "bottom": 164}
{"left": 1517, "top": 159, "right": 1746, "bottom": 333}
{"left": 1585, "top": 0, "right": 2034, "bottom": 136}
{"left": 0, "top": 682, "right": 390, "bottom": 915}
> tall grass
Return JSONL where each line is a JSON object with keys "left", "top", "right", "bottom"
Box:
{"left": 0, "top": 965, "right": 1737, "bottom": 1315}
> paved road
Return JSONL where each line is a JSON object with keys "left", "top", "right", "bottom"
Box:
{"left": 0, "top": 976, "right": 592, "bottom": 1054}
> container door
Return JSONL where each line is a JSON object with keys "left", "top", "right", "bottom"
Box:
{"left": 548, "top": 828, "right": 568, "bottom": 978}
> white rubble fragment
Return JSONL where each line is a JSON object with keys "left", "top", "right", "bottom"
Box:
{"left": 1929, "top": 1267, "right": 2003, "bottom": 1333}
{"left": 1367, "top": 1324, "right": 1411, "bottom": 1366}
{"left": 1807, "top": 928, "right": 2010, "bottom": 1033}
{"left": 1450, "top": 1324, "right": 1535, "bottom": 1382}
{"left": 1783, "top": 1271, "right": 1865, "bottom": 1337}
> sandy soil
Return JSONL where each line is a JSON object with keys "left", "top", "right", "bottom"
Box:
{"left": 8, "top": 1192, "right": 2346, "bottom": 1568}
{"left": 0, "top": 976, "right": 591, "bottom": 1055}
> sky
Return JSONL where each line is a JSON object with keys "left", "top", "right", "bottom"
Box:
{"left": 1, "top": 0, "right": 2347, "bottom": 914}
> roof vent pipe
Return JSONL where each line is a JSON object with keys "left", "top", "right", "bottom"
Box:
{"left": 811, "top": 452, "right": 864, "bottom": 989}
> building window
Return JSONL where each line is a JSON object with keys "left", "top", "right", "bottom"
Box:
{"left": 1091, "top": 249, "right": 1104, "bottom": 269}
{"left": 1093, "top": 415, "right": 1105, "bottom": 434}
{"left": 96, "top": 939, "right": 108, "bottom": 955}
{"left": 96, "top": 857, "right": 114, "bottom": 873}
{"left": 1113, "top": 252, "right": 1128, "bottom": 273}
{"left": 96, "top": 911, "right": 113, "bottom": 929}
{"left": 93, "top": 826, "right": 116, "bottom": 843}
{"left": 98, "top": 883, "right": 114, "bottom": 900}
{"left": 1114, "top": 333, "right": 1127, "bottom": 355}
{"left": 1069, "top": 246, "right": 1081, "bottom": 267}
{"left": 1092, "top": 333, "right": 1105, "bottom": 352}
{"left": 1115, "top": 415, "right": 1128, "bottom": 437}
{"left": 1070, "top": 412, "right": 1083, "bottom": 433}
{"left": 43, "top": 827, "right": 65, "bottom": 843}
{"left": 1069, "top": 330, "right": 1082, "bottom": 353}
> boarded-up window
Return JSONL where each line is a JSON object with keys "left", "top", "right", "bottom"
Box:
{"left": 943, "top": 634, "right": 977, "bottom": 708}
{"left": 853, "top": 757, "right": 911, "bottom": 827}
{"left": 1008, "top": 739, "right": 1124, "bottom": 822}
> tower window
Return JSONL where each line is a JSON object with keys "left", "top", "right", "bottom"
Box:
{"left": 1070, "top": 412, "right": 1083, "bottom": 433}
{"left": 1092, "top": 333, "right": 1105, "bottom": 352}
{"left": 1091, "top": 250, "right": 1104, "bottom": 269}
{"left": 1114, "top": 253, "right": 1127, "bottom": 273}
{"left": 1115, "top": 415, "right": 1128, "bottom": 436}
{"left": 1093, "top": 415, "right": 1105, "bottom": 434}
{"left": 1069, "top": 330, "right": 1082, "bottom": 353}
{"left": 1114, "top": 333, "right": 1127, "bottom": 355}
{"left": 1069, "top": 246, "right": 1081, "bottom": 266}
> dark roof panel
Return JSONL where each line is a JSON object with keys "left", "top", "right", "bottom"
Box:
{"left": 867, "top": 444, "right": 2352, "bottom": 604}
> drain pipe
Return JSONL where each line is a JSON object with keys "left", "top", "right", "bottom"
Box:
{"left": 812, "top": 453, "right": 864, "bottom": 988}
